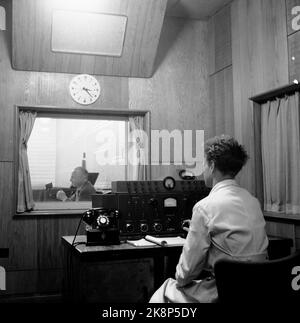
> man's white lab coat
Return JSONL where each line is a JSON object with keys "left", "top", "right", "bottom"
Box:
{"left": 150, "top": 180, "right": 269, "bottom": 303}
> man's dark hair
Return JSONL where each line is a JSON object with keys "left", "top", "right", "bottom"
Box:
{"left": 204, "top": 135, "right": 249, "bottom": 177}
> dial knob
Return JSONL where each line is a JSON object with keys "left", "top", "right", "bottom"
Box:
{"left": 153, "top": 222, "right": 163, "bottom": 232}
{"left": 140, "top": 223, "right": 149, "bottom": 233}
{"left": 126, "top": 223, "right": 134, "bottom": 233}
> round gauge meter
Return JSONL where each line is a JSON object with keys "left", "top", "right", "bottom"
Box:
{"left": 163, "top": 176, "right": 176, "bottom": 190}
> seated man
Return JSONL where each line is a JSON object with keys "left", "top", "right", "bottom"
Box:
{"left": 56, "top": 167, "right": 96, "bottom": 202}
{"left": 149, "top": 135, "right": 269, "bottom": 303}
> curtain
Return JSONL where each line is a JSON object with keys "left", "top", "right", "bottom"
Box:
{"left": 17, "top": 111, "right": 37, "bottom": 212}
{"left": 128, "top": 116, "right": 147, "bottom": 180}
{"left": 261, "top": 92, "right": 300, "bottom": 214}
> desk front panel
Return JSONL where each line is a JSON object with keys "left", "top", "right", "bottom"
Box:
{"left": 69, "top": 257, "right": 154, "bottom": 303}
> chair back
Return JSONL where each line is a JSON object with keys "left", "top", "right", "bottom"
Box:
{"left": 88, "top": 172, "right": 99, "bottom": 185}
{"left": 215, "top": 252, "right": 300, "bottom": 303}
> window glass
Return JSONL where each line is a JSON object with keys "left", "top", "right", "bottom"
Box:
{"left": 28, "top": 117, "right": 127, "bottom": 210}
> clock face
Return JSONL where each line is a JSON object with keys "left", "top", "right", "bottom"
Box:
{"left": 69, "top": 74, "right": 100, "bottom": 105}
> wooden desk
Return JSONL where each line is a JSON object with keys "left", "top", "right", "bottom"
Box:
{"left": 61, "top": 235, "right": 293, "bottom": 303}
{"left": 61, "top": 236, "right": 182, "bottom": 303}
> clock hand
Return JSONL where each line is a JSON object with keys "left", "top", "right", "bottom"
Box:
{"left": 82, "top": 87, "right": 93, "bottom": 98}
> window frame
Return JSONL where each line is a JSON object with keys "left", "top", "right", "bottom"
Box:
{"left": 250, "top": 83, "right": 300, "bottom": 217}
{"left": 14, "top": 105, "right": 151, "bottom": 216}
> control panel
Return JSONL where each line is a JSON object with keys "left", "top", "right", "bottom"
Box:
{"left": 111, "top": 180, "right": 208, "bottom": 194}
{"left": 92, "top": 180, "right": 210, "bottom": 239}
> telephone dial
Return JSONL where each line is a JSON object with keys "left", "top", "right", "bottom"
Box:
{"left": 82, "top": 207, "right": 120, "bottom": 246}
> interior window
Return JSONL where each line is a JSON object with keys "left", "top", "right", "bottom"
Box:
{"left": 27, "top": 117, "right": 127, "bottom": 211}
{"left": 16, "top": 107, "right": 150, "bottom": 214}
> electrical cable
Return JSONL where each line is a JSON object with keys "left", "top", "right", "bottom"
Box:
{"left": 71, "top": 212, "right": 85, "bottom": 247}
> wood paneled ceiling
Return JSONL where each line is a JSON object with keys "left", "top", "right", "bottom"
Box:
{"left": 12, "top": 0, "right": 168, "bottom": 77}
{"left": 166, "top": 0, "right": 232, "bottom": 20}
{"left": 11, "top": 0, "right": 231, "bottom": 77}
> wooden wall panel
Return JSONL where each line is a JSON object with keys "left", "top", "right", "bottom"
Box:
{"left": 288, "top": 31, "right": 300, "bottom": 82}
{"left": 130, "top": 18, "right": 209, "bottom": 133}
{"left": 37, "top": 217, "right": 84, "bottom": 269}
{"left": 0, "top": 271, "right": 62, "bottom": 300}
{"left": 0, "top": 89, "right": 14, "bottom": 161}
{"left": 0, "top": 6, "right": 14, "bottom": 162}
{"left": 265, "top": 221, "right": 296, "bottom": 253}
{"left": 37, "top": 269, "right": 63, "bottom": 294}
{"left": 0, "top": 162, "right": 38, "bottom": 271}
{"left": 166, "top": 0, "right": 233, "bottom": 20}
{"left": 7, "top": 219, "right": 38, "bottom": 271}
{"left": 0, "top": 163, "right": 13, "bottom": 249}
{"left": 286, "top": 0, "right": 300, "bottom": 36}
{"left": 231, "top": 0, "right": 289, "bottom": 194}
{"left": 209, "top": 66, "right": 234, "bottom": 137}
{"left": 209, "top": 5, "right": 232, "bottom": 75}
{"left": 2, "top": 270, "right": 38, "bottom": 296}
{"left": 0, "top": 2, "right": 129, "bottom": 161}
{"left": 16, "top": 73, "right": 129, "bottom": 111}
{"left": 129, "top": 17, "right": 210, "bottom": 180}
{"left": 12, "top": 0, "right": 167, "bottom": 78}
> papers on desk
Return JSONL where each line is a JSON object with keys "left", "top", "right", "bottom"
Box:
{"left": 146, "top": 235, "right": 186, "bottom": 246}
{"left": 127, "top": 235, "right": 185, "bottom": 247}
{"left": 127, "top": 238, "right": 156, "bottom": 247}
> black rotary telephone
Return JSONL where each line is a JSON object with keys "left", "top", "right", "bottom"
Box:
{"left": 73, "top": 208, "right": 120, "bottom": 246}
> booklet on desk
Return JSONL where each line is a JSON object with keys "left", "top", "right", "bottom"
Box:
{"left": 127, "top": 235, "right": 185, "bottom": 247}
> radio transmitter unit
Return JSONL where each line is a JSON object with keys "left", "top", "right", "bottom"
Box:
{"left": 92, "top": 179, "right": 210, "bottom": 240}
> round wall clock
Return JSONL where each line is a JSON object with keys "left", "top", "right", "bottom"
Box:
{"left": 69, "top": 74, "right": 100, "bottom": 105}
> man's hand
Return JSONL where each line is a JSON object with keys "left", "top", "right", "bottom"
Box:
{"left": 56, "top": 190, "right": 68, "bottom": 202}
